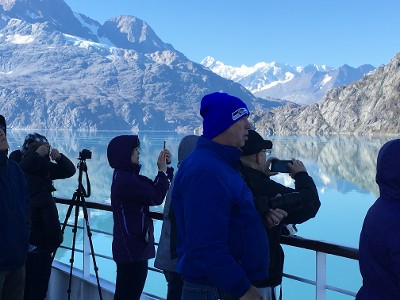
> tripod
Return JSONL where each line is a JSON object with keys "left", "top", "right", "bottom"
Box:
{"left": 58, "top": 151, "right": 103, "bottom": 300}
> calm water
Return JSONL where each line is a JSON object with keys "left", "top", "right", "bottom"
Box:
{"left": 6, "top": 130, "right": 392, "bottom": 299}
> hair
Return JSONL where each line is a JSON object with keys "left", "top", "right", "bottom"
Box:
{"left": 133, "top": 136, "right": 140, "bottom": 150}
{"left": 240, "top": 153, "right": 258, "bottom": 168}
{"left": 22, "top": 133, "right": 48, "bottom": 153}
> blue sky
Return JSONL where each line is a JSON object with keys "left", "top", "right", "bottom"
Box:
{"left": 64, "top": 0, "right": 400, "bottom": 68}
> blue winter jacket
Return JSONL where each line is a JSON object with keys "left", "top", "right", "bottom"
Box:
{"left": 107, "top": 135, "right": 173, "bottom": 262}
{"left": 171, "top": 137, "right": 269, "bottom": 297}
{"left": 0, "top": 151, "right": 30, "bottom": 271}
{"left": 356, "top": 139, "right": 400, "bottom": 300}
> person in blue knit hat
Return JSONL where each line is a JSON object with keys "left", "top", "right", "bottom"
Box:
{"left": 0, "top": 115, "right": 30, "bottom": 300}
{"left": 171, "top": 92, "right": 270, "bottom": 300}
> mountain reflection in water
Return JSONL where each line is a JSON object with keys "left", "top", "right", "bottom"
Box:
{"left": 6, "top": 130, "right": 392, "bottom": 298}
{"left": 7, "top": 130, "right": 390, "bottom": 218}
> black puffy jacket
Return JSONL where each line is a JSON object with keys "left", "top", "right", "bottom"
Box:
{"left": 240, "top": 165, "right": 320, "bottom": 287}
{"left": 12, "top": 149, "right": 76, "bottom": 252}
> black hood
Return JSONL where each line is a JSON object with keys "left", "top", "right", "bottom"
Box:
{"left": 107, "top": 135, "right": 139, "bottom": 171}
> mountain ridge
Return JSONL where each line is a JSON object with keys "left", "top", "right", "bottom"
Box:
{"left": 0, "top": 0, "right": 283, "bottom": 131}
{"left": 250, "top": 52, "right": 400, "bottom": 136}
{"left": 0, "top": 0, "right": 398, "bottom": 136}
{"left": 201, "top": 56, "right": 376, "bottom": 105}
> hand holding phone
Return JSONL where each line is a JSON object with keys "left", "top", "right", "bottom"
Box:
{"left": 270, "top": 160, "right": 292, "bottom": 173}
{"left": 163, "top": 140, "right": 171, "bottom": 164}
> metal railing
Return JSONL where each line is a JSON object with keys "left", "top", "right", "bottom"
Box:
{"left": 53, "top": 197, "right": 359, "bottom": 300}
{"left": 280, "top": 235, "right": 358, "bottom": 299}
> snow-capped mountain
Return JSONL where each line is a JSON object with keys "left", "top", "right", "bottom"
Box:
{"left": 250, "top": 52, "right": 400, "bottom": 136}
{"left": 0, "top": 0, "right": 284, "bottom": 131}
{"left": 201, "top": 56, "right": 375, "bottom": 105}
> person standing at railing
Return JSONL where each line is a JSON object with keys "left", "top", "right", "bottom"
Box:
{"left": 154, "top": 134, "right": 199, "bottom": 300}
{"left": 240, "top": 129, "right": 320, "bottom": 300}
{"left": 10, "top": 132, "right": 76, "bottom": 300}
{"left": 107, "top": 135, "right": 173, "bottom": 300}
{"left": 0, "top": 115, "right": 30, "bottom": 300}
{"left": 356, "top": 138, "right": 400, "bottom": 300}
{"left": 171, "top": 92, "right": 269, "bottom": 300}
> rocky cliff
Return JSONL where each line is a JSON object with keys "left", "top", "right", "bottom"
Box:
{"left": 252, "top": 53, "right": 400, "bottom": 136}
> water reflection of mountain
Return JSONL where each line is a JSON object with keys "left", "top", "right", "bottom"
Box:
{"left": 8, "top": 130, "right": 185, "bottom": 203}
{"left": 7, "top": 130, "right": 393, "bottom": 254}
{"left": 270, "top": 135, "right": 391, "bottom": 196}
{"left": 8, "top": 130, "right": 391, "bottom": 200}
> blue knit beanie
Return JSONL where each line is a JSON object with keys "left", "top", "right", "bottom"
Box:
{"left": 200, "top": 92, "right": 250, "bottom": 139}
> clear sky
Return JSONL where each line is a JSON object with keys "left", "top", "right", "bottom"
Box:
{"left": 64, "top": 0, "right": 400, "bottom": 68}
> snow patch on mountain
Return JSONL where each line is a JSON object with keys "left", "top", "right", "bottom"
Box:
{"left": 201, "top": 56, "right": 375, "bottom": 105}
{"left": 6, "top": 32, "right": 33, "bottom": 43}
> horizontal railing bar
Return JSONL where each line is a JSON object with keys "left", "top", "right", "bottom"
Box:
{"left": 58, "top": 244, "right": 112, "bottom": 262}
{"left": 326, "top": 284, "right": 357, "bottom": 297}
{"left": 58, "top": 245, "right": 83, "bottom": 254}
{"left": 92, "top": 252, "right": 112, "bottom": 261}
{"left": 281, "top": 235, "right": 358, "bottom": 260}
{"left": 63, "top": 223, "right": 84, "bottom": 230}
{"left": 54, "top": 197, "right": 163, "bottom": 220}
{"left": 90, "top": 228, "right": 112, "bottom": 235}
{"left": 55, "top": 197, "right": 359, "bottom": 261}
{"left": 142, "top": 291, "right": 165, "bottom": 300}
{"left": 283, "top": 272, "right": 358, "bottom": 297}
{"left": 54, "top": 196, "right": 359, "bottom": 299}
{"left": 148, "top": 266, "right": 163, "bottom": 274}
{"left": 283, "top": 272, "right": 316, "bottom": 286}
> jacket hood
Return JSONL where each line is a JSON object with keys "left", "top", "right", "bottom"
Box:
{"left": 376, "top": 139, "right": 400, "bottom": 200}
{"left": 107, "top": 135, "right": 139, "bottom": 171}
{"left": 177, "top": 135, "right": 199, "bottom": 167}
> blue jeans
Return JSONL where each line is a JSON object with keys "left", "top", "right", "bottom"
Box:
{"left": 181, "top": 281, "right": 238, "bottom": 300}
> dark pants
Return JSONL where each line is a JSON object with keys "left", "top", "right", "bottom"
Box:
{"left": 164, "top": 271, "right": 183, "bottom": 300}
{"left": 0, "top": 265, "right": 25, "bottom": 300}
{"left": 114, "top": 260, "right": 148, "bottom": 300}
{"left": 24, "top": 251, "right": 53, "bottom": 300}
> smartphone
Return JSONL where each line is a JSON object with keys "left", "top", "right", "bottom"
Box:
{"left": 270, "top": 160, "right": 292, "bottom": 173}
{"left": 163, "top": 140, "right": 166, "bottom": 150}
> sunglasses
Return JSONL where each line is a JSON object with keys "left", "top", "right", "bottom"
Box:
{"left": 259, "top": 149, "right": 272, "bottom": 156}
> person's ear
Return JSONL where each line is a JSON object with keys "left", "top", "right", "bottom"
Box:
{"left": 255, "top": 153, "right": 262, "bottom": 165}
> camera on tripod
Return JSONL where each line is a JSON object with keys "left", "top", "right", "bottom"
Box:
{"left": 79, "top": 149, "right": 92, "bottom": 160}
{"left": 255, "top": 192, "right": 302, "bottom": 216}
{"left": 55, "top": 147, "right": 102, "bottom": 299}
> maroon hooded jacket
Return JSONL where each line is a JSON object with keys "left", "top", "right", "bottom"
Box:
{"left": 107, "top": 135, "right": 173, "bottom": 262}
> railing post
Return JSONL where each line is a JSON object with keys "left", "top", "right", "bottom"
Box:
{"left": 316, "top": 251, "right": 326, "bottom": 300}
{"left": 82, "top": 209, "right": 91, "bottom": 278}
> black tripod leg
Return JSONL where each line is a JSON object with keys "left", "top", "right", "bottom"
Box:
{"left": 51, "top": 193, "right": 77, "bottom": 261}
{"left": 81, "top": 198, "right": 103, "bottom": 300}
{"left": 67, "top": 202, "right": 80, "bottom": 300}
